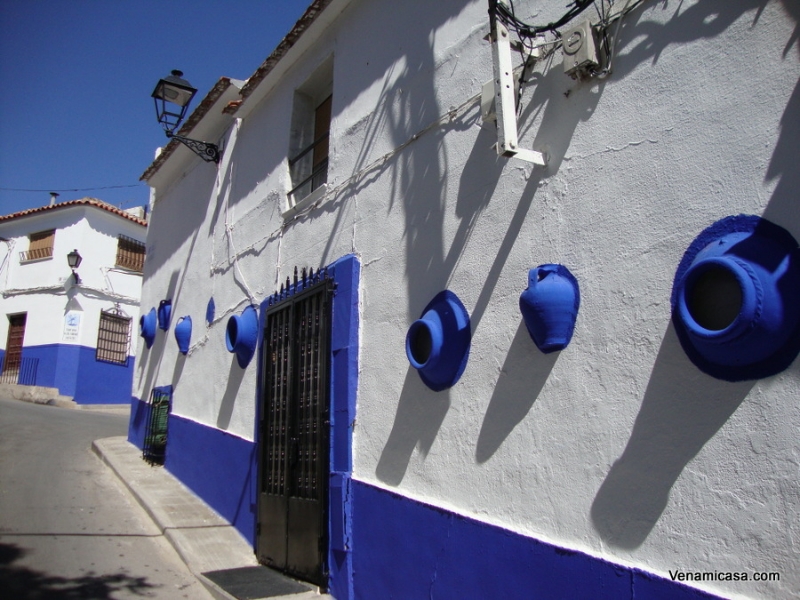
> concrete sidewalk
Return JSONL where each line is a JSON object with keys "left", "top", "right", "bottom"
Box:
{"left": 93, "top": 436, "right": 331, "bottom": 600}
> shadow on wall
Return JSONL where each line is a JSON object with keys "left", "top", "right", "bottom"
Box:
{"left": 763, "top": 76, "right": 800, "bottom": 242}
{"left": 592, "top": 1, "right": 800, "bottom": 549}
{"left": 591, "top": 324, "right": 755, "bottom": 549}
{"left": 607, "top": 0, "right": 769, "bottom": 80}
{"left": 137, "top": 270, "right": 180, "bottom": 399}
{"left": 171, "top": 352, "right": 186, "bottom": 388}
{"left": 376, "top": 368, "right": 451, "bottom": 486}
{"left": 217, "top": 355, "right": 247, "bottom": 430}
{"left": 370, "top": 0, "right": 781, "bottom": 481}
{"left": 475, "top": 323, "right": 561, "bottom": 463}
{"left": 370, "top": 0, "right": 603, "bottom": 479}
{"left": 476, "top": 323, "right": 559, "bottom": 463}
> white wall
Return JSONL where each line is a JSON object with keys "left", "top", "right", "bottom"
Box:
{"left": 0, "top": 205, "right": 145, "bottom": 351}
{"left": 141, "top": 1, "right": 800, "bottom": 596}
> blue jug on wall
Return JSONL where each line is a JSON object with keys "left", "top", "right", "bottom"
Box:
{"left": 140, "top": 307, "right": 157, "bottom": 349}
{"left": 157, "top": 299, "right": 172, "bottom": 331}
{"left": 174, "top": 316, "right": 192, "bottom": 355}
{"left": 519, "top": 264, "right": 580, "bottom": 353}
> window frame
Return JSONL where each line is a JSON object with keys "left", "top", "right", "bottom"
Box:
{"left": 115, "top": 235, "right": 146, "bottom": 273}
{"left": 95, "top": 310, "right": 131, "bottom": 366}
{"left": 19, "top": 229, "right": 55, "bottom": 263}
{"left": 285, "top": 58, "right": 333, "bottom": 216}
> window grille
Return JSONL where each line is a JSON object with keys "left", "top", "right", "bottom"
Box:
{"left": 115, "top": 235, "right": 146, "bottom": 272}
{"left": 96, "top": 310, "right": 131, "bottom": 365}
{"left": 19, "top": 230, "right": 55, "bottom": 262}
{"left": 143, "top": 386, "right": 172, "bottom": 466}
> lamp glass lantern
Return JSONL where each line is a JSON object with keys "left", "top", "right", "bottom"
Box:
{"left": 152, "top": 69, "right": 197, "bottom": 134}
{"left": 67, "top": 249, "right": 82, "bottom": 269}
{"left": 67, "top": 249, "right": 82, "bottom": 284}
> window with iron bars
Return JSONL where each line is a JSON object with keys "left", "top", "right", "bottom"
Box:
{"left": 96, "top": 310, "right": 131, "bottom": 365}
{"left": 115, "top": 235, "right": 145, "bottom": 272}
{"left": 19, "top": 229, "right": 55, "bottom": 262}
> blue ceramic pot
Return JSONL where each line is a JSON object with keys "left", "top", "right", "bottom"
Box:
{"left": 226, "top": 305, "right": 258, "bottom": 368}
{"left": 139, "top": 308, "right": 157, "bottom": 349}
{"left": 672, "top": 215, "right": 800, "bottom": 380}
{"left": 406, "top": 290, "right": 471, "bottom": 391}
{"left": 157, "top": 299, "right": 172, "bottom": 331}
{"left": 206, "top": 297, "right": 215, "bottom": 325}
{"left": 519, "top": 264, "right": 580, "bottom": 353}
{"left": 174, "top": 316, "right": 192, "bottom": 355}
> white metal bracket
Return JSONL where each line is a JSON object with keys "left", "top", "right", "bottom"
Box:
{"left": 490, "top": 20, "right": 546, "bottom": 167}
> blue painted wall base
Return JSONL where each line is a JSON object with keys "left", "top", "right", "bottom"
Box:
{"left": 166, "top": 413, "right": 257, "bottom": 545}
{"left": 128, "top": 396, "right": 148, "bottom": 450}
{"left": 351, "top": 481, "right": 722, "bottom": 600}
{"left": 128, "top": 401, "right": 257, "bottom": 544}
{"left": 126, "top": 405, "right": 723, "bottom": 599}
{"left": 4, "top": 343, "right": 134, "bottom": 404}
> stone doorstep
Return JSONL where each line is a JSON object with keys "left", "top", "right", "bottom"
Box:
{"left": 0, "top": 383, "right": 76, "bottom": 408}
{"left": 1, "top": 383, "right": 130, "bottom": 412}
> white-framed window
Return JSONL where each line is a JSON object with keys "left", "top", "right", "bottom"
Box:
{"left": 286, "top": 57, "right": 333, "bottom": 214}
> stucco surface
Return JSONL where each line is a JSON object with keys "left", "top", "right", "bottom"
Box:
{"left": 138, "top": 1, "right": 800, "bottom": 597}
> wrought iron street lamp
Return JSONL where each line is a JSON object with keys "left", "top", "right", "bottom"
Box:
{"left": 67, "top": 249, "right": 82, "bottom": 284}
{"left": 151, "top": 70, "right": 220, "bottom": 163}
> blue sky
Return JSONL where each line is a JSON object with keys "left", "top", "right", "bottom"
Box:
{"left": 0, "top": 0, "right": 312, "bottom": 216}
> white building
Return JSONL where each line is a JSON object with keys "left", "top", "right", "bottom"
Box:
{"left": 0, "top": 197, "right": 147, "bottom": 404}
{"left": 131, "top": 1, "right": 800, "bottom": 598}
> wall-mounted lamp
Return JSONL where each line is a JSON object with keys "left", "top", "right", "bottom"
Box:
{"left": 66, "top": 249, "right": 82, "bottom": 284}
{"left": 151, "top": 70, "right": 220, "bottom": 163}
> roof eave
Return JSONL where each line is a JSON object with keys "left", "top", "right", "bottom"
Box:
{"left": 0, "top": 198, "right": 148, "bottom": 227}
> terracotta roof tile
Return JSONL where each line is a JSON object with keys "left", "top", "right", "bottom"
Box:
{"left": 0, "top": 198, "right": 147, "bottom": 227}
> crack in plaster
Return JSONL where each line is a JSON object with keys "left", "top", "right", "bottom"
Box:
{"left": 564, "top": 137, "right": 661, "bottom": 163}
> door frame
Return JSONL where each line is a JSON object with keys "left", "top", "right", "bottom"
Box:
{"left": 2, "top": 313, "right": 27, "bottom": 382}
{"left": 256, "top": 271, "right": 333, "bottom": 586}
{"left": 254, "top": 256, "right": 360, "bottom": 599}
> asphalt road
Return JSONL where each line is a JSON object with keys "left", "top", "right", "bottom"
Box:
{"left": 0, "top": 397, "right": 212, "bottom": 599}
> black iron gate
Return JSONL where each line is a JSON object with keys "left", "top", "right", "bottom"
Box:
{"left": 257, "top": 269, "right": 332, "bottom": 588}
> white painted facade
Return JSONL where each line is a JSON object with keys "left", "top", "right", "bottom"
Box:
{"left": 0, "top": 200, "right": 146, "bottom": 401}
{"left": 137, "top": 1, "right": 800, "bottom": 597}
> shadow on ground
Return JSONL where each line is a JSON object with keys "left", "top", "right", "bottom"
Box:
{"left": 0, "top": 542, "right": 160, "bottom": 599}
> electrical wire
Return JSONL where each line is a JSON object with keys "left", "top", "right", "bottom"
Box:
{"left": 493, "top": 0, "right": 595, "bottom": 38}
{"left": 592, "top": 0, "right": 648, "bottom": 77}
{"left": 0, "top": 184, "right": 142, "bottom": 193}
{"left": 492, "top": 0, "right": 650, "bottom": 86}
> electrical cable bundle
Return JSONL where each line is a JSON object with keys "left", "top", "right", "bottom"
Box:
{"left": 491, "top": 0, "right": 595, "bottom": 38}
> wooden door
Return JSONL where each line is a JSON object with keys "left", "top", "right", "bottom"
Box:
{"left": 2, "top": 314, "right": 27, "bottom": 382}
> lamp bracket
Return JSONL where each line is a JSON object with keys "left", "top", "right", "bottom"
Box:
{"left": 167, "top": 132, "right": 220, "bottom": 164}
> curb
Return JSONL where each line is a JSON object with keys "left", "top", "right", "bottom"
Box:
{"left": 92, "top": 437, "right": 328, "bottom": 600}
